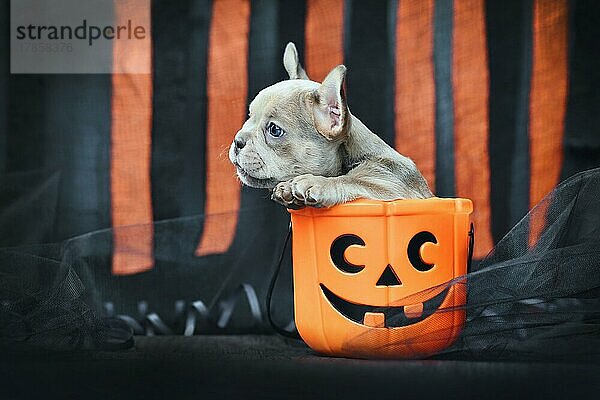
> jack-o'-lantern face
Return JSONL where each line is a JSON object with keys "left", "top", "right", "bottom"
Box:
{"left": 290, "top": 198, "right": 472, "bottom": 359}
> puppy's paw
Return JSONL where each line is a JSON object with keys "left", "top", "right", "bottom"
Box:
{"left": 289, "top": 174, "right": 333, "bottom": 207}
{"left": 272, "top": 174, "right": 338, "bottom": 209}
{"left": 272, "top": 180, "right": 305, "bottom": 209}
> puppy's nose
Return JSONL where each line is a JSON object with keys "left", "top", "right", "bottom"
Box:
{"left": 234, "top": 137, "right": 246, "bottom": 151}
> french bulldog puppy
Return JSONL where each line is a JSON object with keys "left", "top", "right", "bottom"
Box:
{"left": 229, "top": 42, "right": 432, "bottom": 209}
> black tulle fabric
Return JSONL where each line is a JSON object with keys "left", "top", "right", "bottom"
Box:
{"left": 448, "top": 166, "right": 600, "bottom": 360}
{"left": 1, "top": 168, "right": 599, "bottom": 360}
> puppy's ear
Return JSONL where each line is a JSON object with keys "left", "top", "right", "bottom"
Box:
{"left": 283, "top": 42, "right": 309, "bottom": 80}
{"left": 312, "top": 65, "right": 349, "bottom": 140}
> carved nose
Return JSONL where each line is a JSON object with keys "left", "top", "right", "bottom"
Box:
{"left": 376, "top": 265, "right": 402, "bottom": 286}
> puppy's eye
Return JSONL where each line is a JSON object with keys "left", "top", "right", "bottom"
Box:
{"left": 267, "top": 122, "right": 285, "bottom": 138}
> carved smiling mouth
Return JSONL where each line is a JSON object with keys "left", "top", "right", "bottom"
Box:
{"left": 320, "top": 284, "right": 450, "bottom": 328}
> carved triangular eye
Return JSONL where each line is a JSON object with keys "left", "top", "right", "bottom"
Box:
{"left": 330, "top": 234, "right": 365, "bottom": 273}
{"left": 376, "top": 265, "right": 402, "bottom": 286}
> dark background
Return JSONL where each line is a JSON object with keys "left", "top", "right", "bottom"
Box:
{"left": 1, "top": 1, "right": 600, "bottom": 398}
{"left": 1, "top": 0, "right": 599, "bottom": 332}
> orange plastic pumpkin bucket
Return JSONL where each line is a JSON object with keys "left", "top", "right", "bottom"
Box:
{"left": 289, "top": 198, "right": 473, "bottom": 359}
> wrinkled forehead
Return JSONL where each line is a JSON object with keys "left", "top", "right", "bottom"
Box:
{"left": 249, "top": 79, "right": 320, "bottom": 116}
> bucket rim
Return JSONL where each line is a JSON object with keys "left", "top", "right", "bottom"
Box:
{"left": 288, "top": 197, "right": 473, "bottom": 217}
